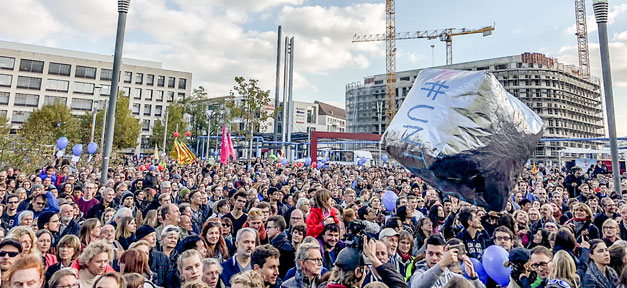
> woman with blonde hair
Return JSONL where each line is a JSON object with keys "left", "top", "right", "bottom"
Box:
{"left": 549, "top": 250, "right": 580, "bottom": 288}
{"left": 563, "top": 202, "right": 600, "bottom": 242}
{"left": 6, "top": 225, "right": 38, "bottom": 256}
{"left": 230, "top": 270, "right": 265, "bottom": 288}
{"left": 305, "top": 189, "right": 339, "bottom": 238}
{"left": 79, "top": 218, "right": 102, "bottom": 248}
{"left": 101, "top": 207, "right": 116, "bottom": 225}
{"left": 115, "top": 216, "right": 137, "bottom": 250}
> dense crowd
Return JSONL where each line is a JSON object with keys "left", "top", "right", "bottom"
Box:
{"left": 0, "top": 157, "right": 625, "bottom": 288}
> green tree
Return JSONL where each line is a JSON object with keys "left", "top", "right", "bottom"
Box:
{"left": 79, "top": 92, "right": 141, "bottom": 150}
{"left": 182, "top": 86, "right": 209, "bottom": 148}
{"left": 229, "top": 76, "right": 275, "bottom": 159}
{"left": 21, "top": 101, "right": 81, "bottom": 146}
{"left": 151, "top": 102, "right": 187, "bottom": 152}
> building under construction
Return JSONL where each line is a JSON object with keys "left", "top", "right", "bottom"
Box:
{"left": 345, "top": 52, "right": 605, "bottom": 163}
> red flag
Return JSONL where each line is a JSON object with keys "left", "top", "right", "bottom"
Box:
{"left": 227, "top": 129, "right": 236, "bottom": 160}
{"left": 220, "top": 125, "right": 228, "bottom": 164}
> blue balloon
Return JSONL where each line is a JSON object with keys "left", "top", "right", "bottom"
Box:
{"left": 213, "top": 150, "right": 218, "bottom": 156}
{"left": 316, "top": 161, "right": 323, "bottom": 169}
{"left": 305, "top": 157, "right": 312, "bottom": 166}
{"left": 87, "top": 142, "right": 98, "bottom": 154}
{"left": 382, "top": 154, "right": 388, "bottom": 163}
{"left": 482, "top": 245, "right": 511, "bottom": 287}
{"left": 358, "top": 156, "right": 367, "bottom": 166}
{"left": 382, "top": 191, "right": 398, "bottom": 212}
{"left": 281, "top": 158, "right": 288, "bottom": 166}
{"left": 149, "top": 165, "right": 156, "bottom": 171}
{"left": 462, "top": 258, "right": 488, "bottom": 284}
{"left": 72, "top": 144, "right": 83, "bottom": 156}
{"left": 57, "top": 137, "right": 69, "bottom": 150}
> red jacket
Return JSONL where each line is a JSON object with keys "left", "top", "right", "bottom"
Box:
{"left": 306, "top": 207, "right": 339, "bottom": 238}
{"left": 70, "top": 259, "right": 115, "bottom": 275}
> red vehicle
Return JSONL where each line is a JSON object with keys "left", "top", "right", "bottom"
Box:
{"left": 600, "top": 159, "right": 626, "bottom": 174}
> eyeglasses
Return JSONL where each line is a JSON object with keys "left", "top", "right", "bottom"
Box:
{"left": 0, "top": 251, "right": 19, "bottom": 257}
{"left": 35, "top": 202, "right": 46, "bottom": 206}
{"left": 305, "top": 258, "right": 323, "bottom": 264}
{"left": 7, "top": 201, "right": 18, "bottom": 204}
{"left": 547, "top": 279, "right": 571, "bottom": 288}
{"left": 603, "top": 226, "right": 617, "bottom": 230}
{"left": 494, "top": 236, "right": 511, "bottom": 241}
{"left": 221, "top": 223, "right": 231, "bottom": 228}
{"left": 530, "top": 261, "right": 551, "bottom": 269}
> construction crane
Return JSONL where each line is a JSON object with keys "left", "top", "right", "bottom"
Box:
{"left": 574, "top": 0, "right": 590, "bottom": 78}
{"left": 353, "top": 25, "right": 495, "bottom": 66}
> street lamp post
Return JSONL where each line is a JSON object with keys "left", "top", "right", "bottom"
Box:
{"left": 377, "top": 101, "right": 383, "bottom": 165}
{"left": 101, "top": 0, "right": 131, "bottom": 184}
{"left": 593, "top": 0, "right": 622, "bottom": 194}
{"left": 90, "top": 86, "right": 102, "bottom": 143}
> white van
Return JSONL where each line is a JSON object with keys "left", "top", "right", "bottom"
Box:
{"left": 318, "top": 149, "right": 374, "bottom": 166}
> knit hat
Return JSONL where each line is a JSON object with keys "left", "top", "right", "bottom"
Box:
{"left": 121, "top": 191, "right": 134, "bottom": 202}
{"left": 136, "top": 225, "right": 156, "bottom": 240}
{"left": 37, "top": 211, "right": 56, "bottom": 229}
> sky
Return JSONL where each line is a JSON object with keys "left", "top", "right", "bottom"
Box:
{"left": 1, "top": 0, "right": 626, "bottom": 136}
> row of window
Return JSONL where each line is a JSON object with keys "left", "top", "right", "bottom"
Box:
{"left": 0, "top": 56, "right": 187, "bottom": 89}
{"left": 132, "top": 103, "right": 164, "bottom": 117}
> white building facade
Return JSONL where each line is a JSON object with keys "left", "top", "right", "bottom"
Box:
{"left": 0, "top": 40, "right": 192, "bottom": 153}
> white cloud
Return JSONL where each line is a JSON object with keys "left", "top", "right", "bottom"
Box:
{"left": 0, "top": 0, "right": 63, "bottom": 42}
{"left": 565, "top": 3, "right": 627, "bottom": 35}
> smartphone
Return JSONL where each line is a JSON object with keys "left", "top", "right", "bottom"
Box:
{"left": 450, "top": 243, "right": 467, "bottom": 255}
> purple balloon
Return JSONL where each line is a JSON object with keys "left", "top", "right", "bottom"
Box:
{"left": 482, "top": 245, "right": 511, "bottom": 287}
{"left": 72, "top": 144, "right": 83, "bottom": 156}
{"left": 56, "top": 137, "right": 68, "bottom": 150}
{"left": 382, "top": 191, "right": 398, "bottom": 212}
{"left": 87, "top": 142, "right": 98, "bottom": 154}
{"left": 462, "top": 257, "right": 488, "bottom": 284}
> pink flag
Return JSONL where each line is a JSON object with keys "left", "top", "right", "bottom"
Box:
{"left": 227, "top": 129, "right": 236, "bottom": 160}
{"left": 220, "top": 125, "right": 228, "bottom": 164}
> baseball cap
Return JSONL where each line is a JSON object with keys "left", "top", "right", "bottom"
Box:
{"left": 335, "top": 247, "right": 363, "bottom": 271}
{"left": 506, "top": 247, "right": 530, "bottom": 267}
{"left": 0, "top": 239, "right": 22, "bottom": 253}
{"left": 379, "top": 228, "right": 400, "bottom": 239}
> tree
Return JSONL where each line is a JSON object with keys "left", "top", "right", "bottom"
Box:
{"left": 21, "top": 101, "right": 81, "bottom": 147}
{"left": 229, "top": 76, "right": 275, "bottom": 159}
{"left": 79, "top": 92, "right": 141, "bottom": 150}
{"left": 181, "top": 86, "right": 209, "bottom": 150}
{"left": 151, "top": 102, "right": 187, "bottom": 152}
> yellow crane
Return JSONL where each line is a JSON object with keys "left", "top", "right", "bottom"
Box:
{"left": 352, "top": 0, "right": 494, "bottom": 124}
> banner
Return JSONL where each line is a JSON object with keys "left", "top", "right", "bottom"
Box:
{"left": 170, "top": 139, "right": 196, "bottom": 165}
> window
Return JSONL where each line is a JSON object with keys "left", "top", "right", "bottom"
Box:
{"left": 100, "top": 69, "right": 113, "bottom": 81}
{"left": 178, "top": 92, "right": 185, "bottom": 101}
{"left": 142, "top": 119, "right": 150, "bottom": 131}
{"left": 48, "top": 63, "right": 71, "bottom": 76}
{"left": 19, "top": 59, "right": 44, "bottom": 73}
{"left": 132, "top": 103, "right": 140, "bottom": 115}
{"left": 0, "top": 74, "right": 12, "bottom": 87}
{"left": 16, "top": 76, "right": 42, "bottom": 90}
{"left": 147, "top": 74, "right": 154, "bottom": 86}
{"left": 157, "top": 76, "right": 165, "bottom": 87}
{"left": 101, "top": 85, "right": 110, "bottom": 96}
{"left": 168, "top": 77, "right": 175, "bottom": 88}
{"left": 14, "top": 93, "right": 39, "bottom": 107}
{"left": 141, "top": 135, "right": 151, "bottom": 148}
{"left": 134, "top": 88, "right": 142, "bottom": 99}
{"left": 124, "top": 71, "right": 132, "bottom": 83}
{"left": 145, "top": 89, "right": 153, "bottom": 100}
{"left": 135, "top": 73, "right": 143, "bottom": 84}
{"left": 73, "top": 82, "right": 94, "bottom": 94}
{"left": 75, "top": 66, "right": 96, "bottom": 79}
{"left": 0, "top": 56, "right": 15, "bottom": 70}
{"left": 167, "top": 91, "right": 174, "bottom": 102}
{"left": 143, "top": 104, "right": 151, "bottom": 116}
{"left": 178, "top": 78, "right": 186, "bottom": 89}
{"left": 44, "top": 95, "right": 67, "bottom": 106}
{"left": 0, "top": 92, "right": 9, "bottom": 105}
{"left": 122, "top": 87, "right": 131, "bottom": 97}
{"left": 0, "top": 110, "right": 6, "bottom": 118}
{"left": 71, "top": 98, "right": 92, "bottom": 110}
{"left": 155, "top": 105, "right": 162, "bottom": 116}
{"left": 11, "top": 111, "right": 30, "bottom": 124}
{"left": 156, "top": 90, "right": 164, "bottom": 101}
{"left": 46, "top": 79, "right": 69, "bottom": 92}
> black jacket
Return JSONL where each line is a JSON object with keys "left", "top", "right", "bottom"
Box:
{"left": 150, "top": 250, "right": 170, "bottom": 287}
{"left": 60, "top": 220, "right": 81, "bottom": 238}
{"left": 375, "top": 263, "right": 409, "bottom": 288}
{"left": 270, "top": 231, "right": 295, "bottom": 278}
{"left": 456, "top": 229, "right": 490, "bottom": 260}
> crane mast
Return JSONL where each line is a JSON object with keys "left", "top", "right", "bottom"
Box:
{"left": 385, "top": 0, "right": 396, "bottom": 125}
{"left": 575, "top": 0, "right": 591, "bottom": 78}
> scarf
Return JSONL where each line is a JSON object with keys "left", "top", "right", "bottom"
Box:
{"left": 573, "top": 217, "right": 588, "bottom": 222}
{"left": 399, "top": 252, "right": 411, "bottom": 261}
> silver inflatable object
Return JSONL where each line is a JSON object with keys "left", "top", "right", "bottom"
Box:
{"left": 382, "top": 69, "right": 543, "bottom": 211}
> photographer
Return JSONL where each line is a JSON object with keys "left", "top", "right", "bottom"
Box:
{"left": 409, "top": 235, "right": 485, "bottom": 288}
{"left": 507, "top": 248, "right": 533, "bottom": 288}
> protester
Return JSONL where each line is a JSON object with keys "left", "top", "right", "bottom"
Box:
{"left": 4, "top": 254, "right": 45, "bottom": 288}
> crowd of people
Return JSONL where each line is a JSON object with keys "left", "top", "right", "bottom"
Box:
{"left": 0, "top": 157, "right": 625, "bottom": 288}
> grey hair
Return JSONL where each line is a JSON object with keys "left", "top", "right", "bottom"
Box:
{"left": 295, "top": 242, "right": 320, "bottom": 267}
{"left": 236, "top": 227, "right": 257, "bottom": 242}
{"left": 202, "top": 258, "right": 223, "bottom": 273}
{"left": 17, "top": 210, "right": 34, "bottom": 224}
{"left": 112, "top": 207, "right": 133, "bottom": 223}
{"left": 160, "top": 225, "right": 180, "bottom": 240}
{"left": 160, "top": 181, "right": 171, "bottom": 191}
{"left": 103, "top": 187, "right": 115, "bottom": 195}
{"left": 296, "top": 198, "right": 310, "bottom": 209}
{"left": 48, "top": 267, "right": 79, "bottom": 288}
{"left": 32, "top": 184, "right": 44, "bottom": 190}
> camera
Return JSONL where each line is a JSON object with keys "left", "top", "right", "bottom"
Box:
{"left": 344, "top": 221, "right": 367, "bottom": 250}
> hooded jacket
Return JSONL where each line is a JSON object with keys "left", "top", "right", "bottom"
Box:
{"left": 305, "top": 207, "right": 339, "bottom": 238}
{"left": 409, "top": 260, "right": 485, "bottom": 288}
{"left": 270, "top": 231, "right": 295, "bottom": 278}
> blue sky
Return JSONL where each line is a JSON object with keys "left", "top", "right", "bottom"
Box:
{"left": 1, "top": 0, "right": 626, "bottom": 136}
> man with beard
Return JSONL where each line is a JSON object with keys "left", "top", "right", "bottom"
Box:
{"left": 1, "top": 194, "right": 19, "bottom": 230}
{"left": 594, "top": 198, "right": 616, "bottom": 237}
{"left": 456, "top": 209, "right": 489, "bottom": 260}
{"left": 59, "top": 204, "right": 80, "bottom": 237}
{"left": 251, "top": 244, "right": 282, "bottom": 288}
{"left": 221, "top": 228, "right": 257, "bottom": 287}
{"left": 317, "top": 223, "right": 342, "bottom": 271}
{"left": 564, "top": 167, "right": 584, "bottom": 198}
{"left": 0, "top": 239, "right": 22, "bottom": 275}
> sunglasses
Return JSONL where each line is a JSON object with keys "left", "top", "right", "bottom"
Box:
{"left": 0, "top": 251, "right": 19, "bottom": 257}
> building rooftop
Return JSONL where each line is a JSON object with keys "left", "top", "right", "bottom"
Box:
{"left": 0, "top": 40, "right": 162, "bottom": 69}
{"left": 315, "top": 101, "right": 345, "bottom": 119}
